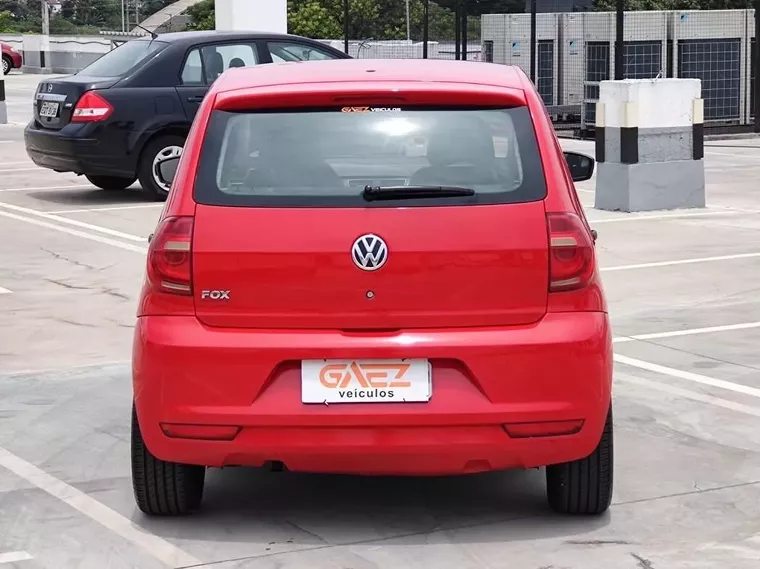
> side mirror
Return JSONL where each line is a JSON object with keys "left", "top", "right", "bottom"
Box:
{"left": 157, "top": 156, "right": 180, "bottom": 187}
{"left": 564, "top": 151, "right": 595, "bottom": 182}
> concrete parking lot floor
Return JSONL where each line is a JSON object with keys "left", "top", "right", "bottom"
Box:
{"left": 1, "top": 71, "right": 760, "bottom": 568}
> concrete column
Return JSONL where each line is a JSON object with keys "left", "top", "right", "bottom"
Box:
{"left": 215, "top": 0, "right": 287, "bottom": 33}
{"left": 594, "top": 79, "right": 705, "bottom": 212}
{"left": 21, "top": 35, "right": 52, "bottom": 74}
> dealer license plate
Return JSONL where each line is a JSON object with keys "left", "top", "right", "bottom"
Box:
{"left": 301, "top": 359, "right": 431, "bottom": 404}
{"left": 39, "top": 102, "right": 60, "bottom": 118}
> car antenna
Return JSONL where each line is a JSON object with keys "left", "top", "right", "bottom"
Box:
{"left": 134, "top": 24, "right": 158, "bottom": 40}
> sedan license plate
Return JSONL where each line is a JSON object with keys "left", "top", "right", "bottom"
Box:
{"left": 301, "top": 359, "right": 431, "bottom": 404}
{"left": 39, "top": 102, "right": 60, "bottom": 118}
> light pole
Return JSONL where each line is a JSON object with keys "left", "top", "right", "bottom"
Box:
{"left": 121, "top": 0, "right": 126, "bottom": 32}
{"left": 343, "top": 0, "right": 349, "bottom": 54}
{"left": 405, "top": 0, "right": 410, "bottom": 41}
{"left": 41, "top": 0, "right": 49, "bottom": 36}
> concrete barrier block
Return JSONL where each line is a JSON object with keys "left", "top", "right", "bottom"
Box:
{"left": 594, "top": 78, "right": 705, "bottom": 213}
{"left": 216, "top": 0, "right": 287, "bottom": 32}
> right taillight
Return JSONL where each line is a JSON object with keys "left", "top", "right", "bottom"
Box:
{"left": 547, "top": 212, "right": 595, "bottom": 292}
{"left": 147, "top": 216, "right": 194, "bottom": 296}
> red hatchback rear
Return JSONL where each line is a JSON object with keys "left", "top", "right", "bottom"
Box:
{"left": 131, "top": 59, "right": 613, "bottom": 517}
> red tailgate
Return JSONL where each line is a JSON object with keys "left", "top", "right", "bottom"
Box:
{"left": 192, "top": 202, "right": 549, "bottom": 330}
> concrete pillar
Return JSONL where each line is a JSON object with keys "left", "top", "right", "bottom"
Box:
{"left": 594, "top": 79, "right": 705, "bottom": 212}
{"left": 21, "top": 35, "right": 52, "bottom": 74}
{"left": 215, "top": 0, "right": 287, "bottom": 33}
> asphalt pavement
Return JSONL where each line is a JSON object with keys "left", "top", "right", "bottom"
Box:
{"left": 1, "top": 70, "right": 760, "bottom": 569}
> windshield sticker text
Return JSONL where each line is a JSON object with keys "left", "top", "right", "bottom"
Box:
{"left": 341, "top": 107, "right": 402, "bottom": 113}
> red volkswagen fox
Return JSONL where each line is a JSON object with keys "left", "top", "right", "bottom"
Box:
{"left": 131, "top": 59, "right": 612, "bottom": 517}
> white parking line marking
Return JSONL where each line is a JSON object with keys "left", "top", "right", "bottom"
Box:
{"left": 602, "top": 252, "right": 760, "bottom": 272}
{"left": 614, "top": 354, "right": 760, "bottom": 398}
{"left": 0, "top": 552, "right": 33, "bottom": 564}
{"left": 0, "top": 286, "right": 12, "bottom": 295}
{"left": 0, "top": 447, "right": 202, "bottom": 567}
{"left": 1, "top": 360, "right": 131, "bottom": 378}
{"left": 576, "top": 188, "right": 594, "bottom": 194}
{"left": 0, "top": 210, "right": 147, "bottom": 253}
{"left": 617, "top": 373, "right": 760, "bottom": 418}
{"left": 706, "top": 150, "right": 760, "bottom": 157}
{"left": 4, "top": 197, "right": 759, "bottom": 276}
{"left": 591, "top": 209, "right": 756, "bottom": 224}
{"left": 0, "top": 202, "right": 145, "bottom": 242}
{"left": 613, "top": 321, "right": 760, "bottom": 344}
{"left": 0, "top": 168, "right": 42, "bottom": 173}
{"left": 0, "top": 141, "right": 13, "bottom": 145}
{"left": 0, "top": 184, "right": 90, "bottom": 193}
{"left": 48, "top": 204, "right": 163, "bottom": 214}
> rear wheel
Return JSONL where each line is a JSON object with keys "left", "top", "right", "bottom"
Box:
{"left": 138, "top": 135, "right": 185, "bottom": 201}
{"left": 131, "top": 404, "right": 206, "bottom": 516}
{"left": 85, "top": 175, "right": 135, "bottom": 191}
{"left": 546, "top": 407, "right": 613, "bottom": 515}
{"left": 2, "top": 55, "right": 11, "bottom": 75}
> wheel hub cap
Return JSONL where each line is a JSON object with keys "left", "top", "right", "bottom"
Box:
{"left": 152, "top": 145, "right": 183, "bottom": 192}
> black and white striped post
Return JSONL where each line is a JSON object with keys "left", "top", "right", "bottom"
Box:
{"left": 0, "top": 71, "right": 6, "bottom": 124}
{"left": 594, "top": 78, "right": 705, "bottom": 213}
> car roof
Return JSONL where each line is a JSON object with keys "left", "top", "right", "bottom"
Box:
{"left": 139, "top": 30, "right": 322, "bottom": 47}
{"left": 214, "top": 59, "right": 526, "bottom": 93}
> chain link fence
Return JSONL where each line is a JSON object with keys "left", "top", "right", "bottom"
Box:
{"left": 331, "top": 1, "right": 759, "bottom": 135}
{"left": 4, "top": 1, "right": 758, "bottom": 135}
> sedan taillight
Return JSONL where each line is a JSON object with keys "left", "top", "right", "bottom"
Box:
{"left": 72, "top": 91, "right": 114, "bottom": 122}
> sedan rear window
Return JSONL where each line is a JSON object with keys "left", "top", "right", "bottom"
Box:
{"left": 194, "top": 106, "right": 547, "bottom": 208}
{"left": 77, "top": 39, "right": 168, "bottom": 78}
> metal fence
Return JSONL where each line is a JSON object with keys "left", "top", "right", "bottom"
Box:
{"left": 338, "top": 1, "right": 760, "bottom": 135}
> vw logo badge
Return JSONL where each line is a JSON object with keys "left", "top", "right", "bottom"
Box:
{"left": 351, "top": 234, "right": 388, "bottom": 271}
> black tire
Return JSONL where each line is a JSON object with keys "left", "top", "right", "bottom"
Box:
{"left": 546, "top": 407, "right": 613, "bottom": 515}
{"left": 137, "top": 134, "right": 186, "bottom": 201}
{"left": 2, "top": 55, "right": 11, "bottom": 75}
{"left": 131, "top": 404, "right": 206, "bottom": 516}
{"left": 85, "top": 175, "right": 135, "bottom": 191}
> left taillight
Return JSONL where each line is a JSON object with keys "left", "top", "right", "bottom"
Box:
{"left": 147, "top": 216, "right": 194, "bottom": 296}
{"left": 71, "top": 91, "right": 114, "bottom": 122}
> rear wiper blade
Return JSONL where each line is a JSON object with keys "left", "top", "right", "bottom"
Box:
{"left": 362, "top": 185, "right": 475, "bottom": 201}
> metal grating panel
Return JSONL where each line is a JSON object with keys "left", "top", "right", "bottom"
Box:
{"left": 752, "top": 37, "right": 756, "bottom": 120}
{"left": 537, "top": 40, "right": 554, "bottom": 106}
{"left": 678, "top": 38, "right": 741, "bottom": 122}
{"left": 623, "top": 40, "right": 662, "bottom": 79}
{"left": 584, "top": 41, "right": 610, "bottom": 125}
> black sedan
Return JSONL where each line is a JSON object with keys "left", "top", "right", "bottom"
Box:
{"left": 24, "top": 31, "right": 350, "bottom": 199}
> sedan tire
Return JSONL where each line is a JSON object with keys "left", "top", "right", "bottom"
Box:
{"left": 85, "top": 175, "right": 136, "bottom": 191}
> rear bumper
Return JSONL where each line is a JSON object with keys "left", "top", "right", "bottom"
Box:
{"left": 133, "top": 312, "right": 613, "bottom": 475}
{"left": 24, "top": 121, "right": 135, "bottom": 178}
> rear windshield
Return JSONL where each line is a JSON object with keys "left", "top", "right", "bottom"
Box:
{"left": 194, "top": 106, "right": 547, "bottom": 208}
{"left": 77, "top": 39, "right": 168, "bottom": 77}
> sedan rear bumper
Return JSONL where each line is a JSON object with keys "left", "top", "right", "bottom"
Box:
{"left": 133, "top": 312, "right": 613, "bottom": 475}
{"left": 24, "top": 121, "right": 136, "bottom": 178}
